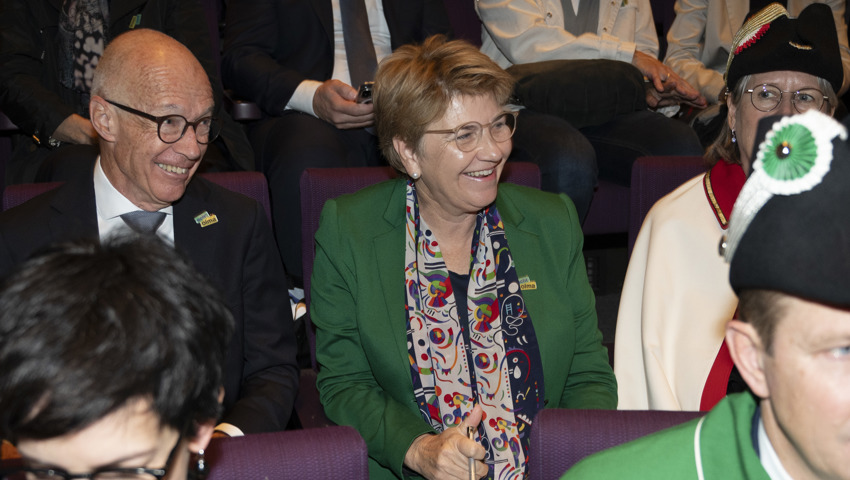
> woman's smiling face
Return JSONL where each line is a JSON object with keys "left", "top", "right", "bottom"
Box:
{"left": 400, "top": 94, "right": 511, "bottom": 218}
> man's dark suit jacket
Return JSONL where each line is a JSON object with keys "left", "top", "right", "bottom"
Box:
{"left": 221, "top": 0, "right": 451, "bottom": 116}
{"left": 0, "top": 171, "right": 298, "bottom": 434}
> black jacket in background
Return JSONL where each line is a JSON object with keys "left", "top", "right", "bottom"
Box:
{"left": 0, "top": 0, "right": 254, "bottom": 183}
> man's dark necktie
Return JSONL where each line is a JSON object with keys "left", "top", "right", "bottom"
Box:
{"left": 120, "top": 211, "right": 166, "bottom": 235}
{"left": 340, "top": 0, "right": 378, "bottom": 88}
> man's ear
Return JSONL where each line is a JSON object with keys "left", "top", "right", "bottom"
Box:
{"left": 186, "top": 387, "right": 225, "bottom": 453}
{"left": 392, "top": 136, "right": 421, "bottom": 178}
{"left": 89, "top": 95, "right": 117, "bottom": 142}
{"left": 726, "top": 319, "right": 770, "bottom": 398}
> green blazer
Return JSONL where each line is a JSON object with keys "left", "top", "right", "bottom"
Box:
{"left": 311, "top": 179, "right": 617, "bottom": 479}
{"left": 563, "top": 393, "right": 768, "bottom": 479}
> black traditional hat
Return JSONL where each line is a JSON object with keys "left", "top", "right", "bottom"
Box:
{"left": 723, "top": 111, "right": 850, "bottom": 306}
{"left": 725, "top": 3, "right": 843, "bottom": 93}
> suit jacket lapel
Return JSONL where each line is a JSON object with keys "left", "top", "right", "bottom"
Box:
{"left": 49, "top": 171, "right": 99, "bottom": 240}
{"left": 47, "top": 0, "right": 147, "bottom": 32}
{"left": 173, "top": 179, "right": 219, "bottom": 268}
{"left": 46, "top": 0, "right": 63, "bottom": 14}
{"left": 312, "top": 0, "right": 334, "bottom": 47}
{"left": 108, "top": 0, "right": 149, "bottom": 30}
{"left": 496, "top": 187, "right": 539, "bottom": 257}
{"left": 375, "top": 180, "right": 412, "bottom": 377}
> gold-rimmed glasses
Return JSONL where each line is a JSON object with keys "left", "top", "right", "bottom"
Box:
{"left": 424, "top": 111, "right": 518, "bottom": 152}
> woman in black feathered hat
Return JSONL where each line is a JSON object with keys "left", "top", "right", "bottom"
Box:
{"left": 616, "top": 2, "right": 843, "bottom": 412}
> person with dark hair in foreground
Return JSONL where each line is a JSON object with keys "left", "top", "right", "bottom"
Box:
{"left": 0, "top": 235, "right": 234, "bottom": 480}
{"left": 0, "top": 28, "right": 298, "bottom": 436}
{"left": 565, "top": 110, "right": 850, "bottom": 479}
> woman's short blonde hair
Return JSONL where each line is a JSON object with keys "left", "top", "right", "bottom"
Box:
{"left": 373, "top": 35, "right": 515, "bottom": 172}
{"left": 706, "top": 75, "right": 838, "bottom": 167}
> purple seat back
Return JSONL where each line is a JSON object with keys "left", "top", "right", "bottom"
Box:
{"left": 0, "top": 111, "right": 17, "bottom": 132}
{"left": 2, "top": 173, "right": 272, "bottom": 226}
{"left": 581, "top": 180, "right": 630, "bottom": 235}
{"left": 300, "top": 162, "right": 541, "bottom": 369}
{"left": 201, "top": 171, "right": 272, "bottom": 225}
{"left": 628, "top": 155, "right": 707, "bottom": 254}
{"left": 205, "top": 426, "right": 368, "bottom": 480}
{"left": 528, "top": 408, "right": 704, "bottom": 479}
{"left": 2, "top": 182, "right": 62, "bottom": 211}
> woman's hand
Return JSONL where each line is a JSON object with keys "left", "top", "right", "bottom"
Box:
{"left": 404, "top": 404, "right": 488, "bottom": 479}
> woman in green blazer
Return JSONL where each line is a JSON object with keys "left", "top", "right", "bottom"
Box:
{"left": 311, "top": 36, "right": 617, "bottom": 480}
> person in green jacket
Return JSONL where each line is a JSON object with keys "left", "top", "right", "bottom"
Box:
{"left": 565, "top": 108, "right": 850, "bottom": 479}
{"left": 311, "top": 35, "right": 617, "bottom": 480}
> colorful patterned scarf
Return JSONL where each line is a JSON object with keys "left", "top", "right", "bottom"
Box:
{"left": 404, "top": 180, "right": 545, "bottom": 479}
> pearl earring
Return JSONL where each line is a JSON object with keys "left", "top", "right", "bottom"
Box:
{"left": 411, "top": 172, "right": 420, "bottom": 179}
{"left": 731, "top": 129, "right": 737, "bottom": 144}
{"left": 195, "top": 449, "right": 207, "bottom": 479}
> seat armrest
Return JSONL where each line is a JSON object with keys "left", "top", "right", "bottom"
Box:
{"left": 0, "top": 111, "right": 19, "bottom": 131}
{"left": 224, "top": 90, "right": 262, "bottom": 122}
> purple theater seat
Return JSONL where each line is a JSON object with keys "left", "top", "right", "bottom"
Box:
{"left": 0, "top": 112, "right": 16, "bottom": 132}
{"left": 1, "top": 182, "right": 62, "bottom": 211}
{"left": 581, "top": 181, "right": 630, "bottom": 235}
{"left": 201, "top": 171, "right": 272, "bottom": 225}
{"left": 528, "top": 408, "right": 704, "bottom": 480}
{"left": 2, "top": 172, "right": 272, "bottom": 224}
{"left": 299, "top": 162, "right": 541, "bottom": 369}
{"left": 628, "top": 155, "right": 707, "bottom": 254}
{"left": 205, "top": 426, "right": 368, "bottom": 480}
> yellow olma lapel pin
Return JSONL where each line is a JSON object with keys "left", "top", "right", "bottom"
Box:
{"left": 519, "top": 275, "right": 537, "bottom": 291}
{"left": 194, "top": 211, "right": 219, "bottom": 228}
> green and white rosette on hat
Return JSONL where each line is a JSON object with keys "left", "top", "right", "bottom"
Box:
{"left": 722, "top": 110, "right": 847, "bottom": 263}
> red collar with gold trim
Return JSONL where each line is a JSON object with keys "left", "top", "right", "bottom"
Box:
{"left": 703, "top": 160, "right": 746, "bottom": 229}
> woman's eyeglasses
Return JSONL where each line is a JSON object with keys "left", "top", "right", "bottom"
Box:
{"left": 746, "top": 84, "right": 828, "bottom": 114}
{"left": 424, "top": 111, "right": 518, "bottom": 152}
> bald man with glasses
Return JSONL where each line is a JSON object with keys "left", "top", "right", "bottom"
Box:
{"left": 0, "top": 29, "right": 299, "bottom": 437}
